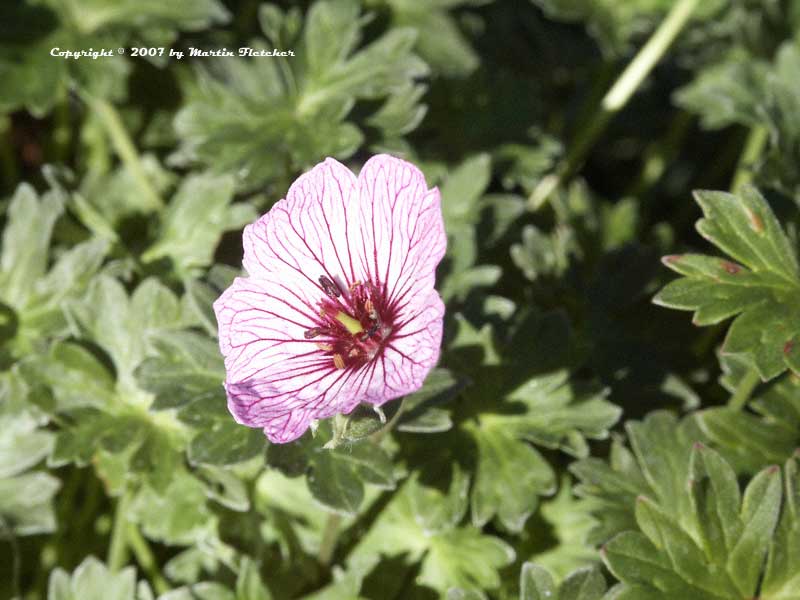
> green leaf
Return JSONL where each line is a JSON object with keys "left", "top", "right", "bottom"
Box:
{"left": 760, "top": 453, "right": 800, "bottom": 599}
{"left": 519, "top": 563, "right": 607, "bottom": 600}
{"left": 142, "top": 173, "right": 256, "bottom": 276}
{"left": 571, "top": 411, "right": 705, "bottom": 544}
{"left": 0, "top": 0, "right": 226, "bottom": 115}
{"left": 159, "top": 583, "right": 235, "bottom": 600}
{"left": 45, "top": 0, "right": 229, "bottom": 37}
{"left": 173, "top": 0, "right": 427, "bottom": 190}
{"left": 420, "top": 527, "right": 515, "bottom": 594}
{"left": 558, "top": 566, "right": 607, "bottom": 600}
{"left": 47, "top": 556, "right": 138, "bottom": 600}
{"left": 24, "top": 341, "right": 116, "bottom": 412}
{"left": 674, "top": 49, "right": 768, "bottom": 130}
{"left": 696, "top": 354, "right": 800, "bottom": 474}
{"left": 186, "top": 418, "right": 264, "bottom": 467}
{"left": 349, "top": 474, "right": 514, "bottom": 596}
{"left": 528, "top": 477, "right": 600, "bottom": 580}
{"left": 386, "top": 0, "right": 480, "bottom": 77}
{"left": 728, "top": 465, "right": 783, "bottom": 596}
{"left": 306, "top": 449, "right": 365, "bottom": 515}
{"left": 465, "top": 370, "right": 618, "bottom": 532}
{"left": 397, "top": 368, "right": 466, "bottom": 434}
{"left": 0, "top": 203, "right": 107, "bottom": 356}
{"left": 0, "top": 471, "right": 60, "bottom": 536}
{"left": 306, "top": 434, "right": 395, "bottom": 515}
{"left": 467, "top": 421, "right": 555, "bottom": 532}
{"left": 236, "top": 557, "right": 272, "bottom": 600}
{"left": 135, "top": 330, "right": 224, "bottom": 411}
{"left": 435, "top": 154, "right": 506, "bottom": 302}
{"left": 131, "top": 471, "right": 216, "bottom": 545}
{"left": 0, "top": 183, "right": 63, "bottom": 308}
{"left": 601, "top": 446, "right": 785, "bottom": 599}
{"left": 654, "top": 187, "right": 800, "bottom": 380}
{"left": 511, "top": 224, "right": 576, "bottom": 282}
{"left": 68, "top": 276, "right": 185, "bottom": 381}
{"left": 520, "top": 563, "right": 556, "bottom": 600}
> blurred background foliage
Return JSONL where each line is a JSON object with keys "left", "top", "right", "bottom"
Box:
{"left": 1, "top": 0, "right": 800, "bottom": 598}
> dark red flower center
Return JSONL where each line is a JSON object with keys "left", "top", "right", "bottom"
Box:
{"left": 304, "top": 275, "right": 394, "bottom": 370}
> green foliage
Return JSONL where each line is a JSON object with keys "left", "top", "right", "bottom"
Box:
{"left": 0, "top": 0, "right": 228, "bottom": 116}
{"left": 571, "top": 411, "right": 705, "bottom": 544}
{"left": 0, "top": 373, "right": 59, "bottom": 536}
{"left": 530, "top": 0, "right": 725, "bottom": 56}
{"left": 3, "top": 1, "right": 800, "bottom": 599}
{"left": 348, "top": 473, "right": 515, "bottom": 596}
{"left": 520, "top": 563, "right": 607, "bottom": 600}
{"left": 172, "top": 0, "right": 428, "bottom": 190}
{"left": 602, "top": 447, "right": 797, "bottom": 600}
{"left": 655, "top": 187, "right": 800, "bottom": 380}
{"left": 383, "top": 0, "right": 481, "bottom": 77}
{"left": 47, "top": 556, "right": 145, "bottom": 600}
{"left": 696, "top": 355, "right": 800, "bottom": 474}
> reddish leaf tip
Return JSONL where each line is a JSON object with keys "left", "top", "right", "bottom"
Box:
{"left": 720, "top": 260, "right": 741, "bottom": 275}
{"left": 745, "top": 207, "right": 765, "bottom": 233}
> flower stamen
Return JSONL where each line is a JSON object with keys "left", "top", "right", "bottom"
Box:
{"left": 304, "top": 327, "right": 322, "bottom": 339}
{"left": 319, "top": 275, "right": 341, "bottom": 298}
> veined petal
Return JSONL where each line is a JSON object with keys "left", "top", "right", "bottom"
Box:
{"left": 368, "top": 290, "right": 445, "bottom": 404}
{"left": 215, "top": 154, "right": 446, "bottom": 443}
{"left": 242, "top": 157, "right": 359, "bottom": 290}
{"left": 355, "top": 155, "right": 446, "bottom": 313}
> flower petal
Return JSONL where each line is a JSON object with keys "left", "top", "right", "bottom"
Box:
{"left": 242, "top": 157, "right": 360, "bottom": 292}
{"left": 366, "top": 290, "right": 445, "bottom": 405}
{"left": 355, "top": 155, "right": 446, "bottom": 316}
{"left": 215, "top": 154, "right": 447, "bottom": 443}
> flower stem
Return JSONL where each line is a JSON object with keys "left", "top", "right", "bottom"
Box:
{"left": 317, "top": 513, "right": 342, "bottom": 566}
{"left": 107, "top": 491, "right": 131, "bottom": 571}
{"left": 82, "top": 92, "right": 163, "bottom": 212}
{"left": 731, "top": 125, "right": 768, "bottom": 193}
{"left": 728, "top": 367, "right": 760, "bottom": 411}
{"left": 127, "top": 522, "right": 170, "bottom": 594}
{"left": 529, "top": 0, "right": 700, "bottom": 210}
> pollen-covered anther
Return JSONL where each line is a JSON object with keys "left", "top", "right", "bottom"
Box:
{"left": 333, "top": 353, "right": 345, "bottom": 369}
{"left": 319, "top": 275, "right": 341, "bottom": 298}
{"left": 316, "top": 342, "right": 333, "bottom": 351}
{"left": 304, "top": 327, "right": 322, "bottom": 339}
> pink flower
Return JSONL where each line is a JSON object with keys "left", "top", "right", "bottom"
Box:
{"left": 213, "top": 155, "right": 446, "bottom": 443}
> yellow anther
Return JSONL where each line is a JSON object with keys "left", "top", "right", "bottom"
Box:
{"left": 333, "top": 353, "right": 345, "bottom": 369}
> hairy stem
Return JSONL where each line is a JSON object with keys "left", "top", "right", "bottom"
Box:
{"left": 82, "top": 93, "right": 162, "bottom": 211}
{"left": 728, "top": 368, "right": 760, "bottom": 411}
{"left": 529, "top": 0, "right": 700, "bottom": 210}
{"left": 107, "top": 491, "right": 131, "bottom": 571}
{"left": 317, "top": 513, "right": 343, "bottom": 566}
{"left": 731, "top": 125, "right": 768, "bottom": 193}
{"left": 127, "top": 522, "right": 170, "bottom": 594}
